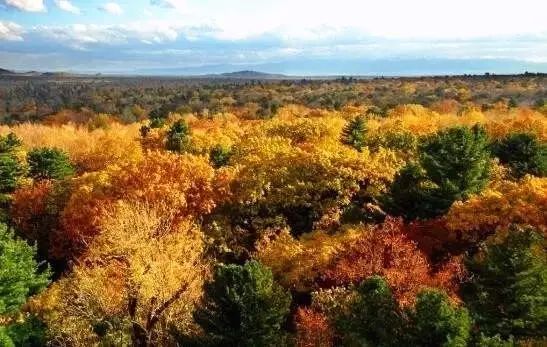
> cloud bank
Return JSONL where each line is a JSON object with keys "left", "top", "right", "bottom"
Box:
{"left": 0, "top": 0, "right": 545, "bottom": 74}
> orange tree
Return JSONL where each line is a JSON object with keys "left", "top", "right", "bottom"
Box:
{"left": 55, "top": 151, "right": 230, "bottom": 260}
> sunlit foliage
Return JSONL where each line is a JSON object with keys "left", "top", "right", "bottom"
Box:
{"left": 56, "top": 151, "right": 229, "bottom": 260}
{"left": 0, "top": 76, "right": 545, "bottom": 345}
{"left": 446, "top": 176, "right": 547, "bottom": 236}
{"left": 256, "top": 218, "right": 462, "bottom": 304}
{"left": 34, "top": 202, "right": 207, "bottom": 346}
{"left": 0, "top": 123, "right": 143, "bottom": 172}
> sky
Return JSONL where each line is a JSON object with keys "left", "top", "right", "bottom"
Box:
{"left": 0, "top": 0, "right": 546, "bottom": 75}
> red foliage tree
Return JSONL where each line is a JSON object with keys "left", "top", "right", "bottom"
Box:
{"left": 320, "top": 218, "right": 460, "bottom": 305}
{"left": 295, "top": 307, "right": 335, "bottom": 347}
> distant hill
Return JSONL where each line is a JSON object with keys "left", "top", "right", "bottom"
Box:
{"left": 0, "top": 68, "right": 15, "bottom": 75}
{"left": 41, "top": 72, "right": 73, "bottom": 77}
{"left": 0, "top": 68, "right": 81, "bottom": 77}
{"left": 217, "top": 70, "right": 288, "bottom": 79}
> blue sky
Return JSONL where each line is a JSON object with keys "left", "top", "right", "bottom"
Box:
{"left": 1, "top": 0, "right": 546, "bottom": 75}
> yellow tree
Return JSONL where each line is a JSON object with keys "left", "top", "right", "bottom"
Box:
{"left": 446, "top": 176, "right": 547, "bottom": 238}
{"left": 229, "top": 135, "right": 402, "bottom": 235}
{"left": 33, "top": 202, "right": 207, "bottom": 346}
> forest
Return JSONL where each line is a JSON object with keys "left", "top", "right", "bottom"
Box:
{"left": 0, "top": 74, "right": 545, "bottom": 346}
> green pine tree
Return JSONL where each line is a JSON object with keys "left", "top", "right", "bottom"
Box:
{"left": 166, "top": 119, "right": 191, "bottom": 152}
{"left": 463, "top": 225, "right": 547, "bottom": 340}
{"left": 407, "top": 289, "right": 471, "bottom": 347}
{"left": 341, "top": 115, "right": 367, "bottom": 152}
{"left": 0, "top": 133, "right": 25, "bottom": 196}
{"left": 384, "top": 125, "right": 491, "bottom": 219}
{"left": 27, "top": 147, "right": 75, "bottom": 181}
{"left": 419, "top": 124, "right": 491, "bottom": 203}
{"left": 192, "top": 260, "right": 291, "bottom": 347}
{"left": 0, "top": 223, "right": 50, "bottom": 347}
{"left": 338, "top": 276, "right": 472, "bottom": 347}
{"left": 209, "top": 144, "right": 232, "bottom": 168}
{"left": 491, "top": 132, "right": 546, "bottom": 178}
{"left": 336, "top": 276, "right": 405, "bottom": 347}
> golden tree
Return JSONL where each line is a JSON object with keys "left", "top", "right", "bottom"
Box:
{"left": 446, "top": 176, "right": 547, "bottom": 237}
{"left": 34, "top": 202, "right": 207, "bottom": 346}
{"left": 56, "top": 151, "right": 229, "bottom": 259}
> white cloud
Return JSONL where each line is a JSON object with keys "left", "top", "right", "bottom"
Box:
{"left": 1, "top": 0, "right": 45, "bottom": 12}
{"left": 151, "top": 0, "right": 185, "bottom": 11}
{"left": 54, "top": 0, "right": 79, "bottom": 14}
{"left": 185, "top": 0, "right": 547, "bottom": 41}
{"left": 0, "top": 20, "right": 24, "bottom": 41}
{"left": 99, "top": 2, "right": 123, "bottom": 15}
{"left": 34, "top": 21, "right": 219, "bottom": 48}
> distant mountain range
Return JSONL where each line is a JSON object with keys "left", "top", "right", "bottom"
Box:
{"left": 0, "top": 68, "right": 76, "bottom": 77}
{"left": 130, "top": 58, "right": 547, "bottom": 77}
{"left": 0, "top": 68, "right": 292, "bottom": 80}
{"left": 2, "top": 58, "right": 546, "bottom": 79}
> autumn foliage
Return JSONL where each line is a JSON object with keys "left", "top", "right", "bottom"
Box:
{"left": 295, "top": 308, "right": 335, "bottom": 347}
{"left": 0, "top": 80, "right": 545, "bottom": 346}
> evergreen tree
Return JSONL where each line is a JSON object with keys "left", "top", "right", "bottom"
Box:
{"left": 419, "top": 124, "right": 491, "bottom": 204}
{"left": 193, "top": 260, "right": 291, "bottom": 347}
{"left": 491, "top": 132, "right": 546, "bottom": 178}
{"left": 0, "top": 223, "right": 50, "bottom": 346}
{"left": 408, "top": 290, "right": 471, "bottom": 347}
{"left": 384, "top": 125, "right": 491, "bottom": 219}
{"left": 381, "top": 163, "right": 434, "bottom": 220}
{"left": 209, "top": 144, "right": 232, "bottom": 168}
{"left": 166, "top": 119, "right": 191, "bottom": 152}
{"left": 338, "top": 276, "right": 472, "bottom": 347}
{"left": 336, "top": 276, "right": 404, "bottom": 347}
{"left": 463, "top": 225, "right": 547, "bottom": 340}
{"left": 1, "top": 316, "right": 47, "bottom": 347}
{"left": 149, "top": 117, "right": 165, "bottom": 129}
{"left": 0, "top": 223, "right": 50, "bottom": 315}
{"left": 27, "top": 147, "right": 75, "bottom": 181}
{"left": 0, "top": 133, "right": 25, "bottom": 196}
{"left": 341, "top": 115, "right": 367, "bottom": 151}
